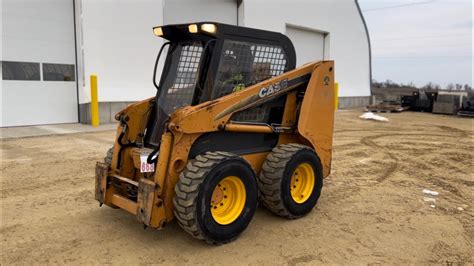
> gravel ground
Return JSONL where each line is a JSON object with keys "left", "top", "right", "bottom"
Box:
{"left": 1, "top": 110, "right": 473, "bottom": 264}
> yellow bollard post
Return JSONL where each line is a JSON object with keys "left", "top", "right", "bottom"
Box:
{"left": 334, "top": 82, "right": 339, "bottom": 111}
{"left": 90, "top": 75, "right": 99, "bottom": 127}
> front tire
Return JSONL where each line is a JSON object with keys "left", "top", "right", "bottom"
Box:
{"left": 258, "top": 143, "right": 323, "bottom": 218}
{"left": 173, "top": 151, "right": 258, "bottom": 244}
{"left": 104, "top": 146, "right": 114, "bottom": 166}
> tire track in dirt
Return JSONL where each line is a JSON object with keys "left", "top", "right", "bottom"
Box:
{"left": 434, "top": 125, "right": 471, "bottom": 138}
{"left": 359, "top": 134, "right": 399, "bottom": 182}
{"left": 2, "top": 111, "right": 473, "bottom": 264}
{"left": 358, "top": 130, "right": 470, "bottom": 183}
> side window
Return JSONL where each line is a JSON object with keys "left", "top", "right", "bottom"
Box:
{"left": 43, "top": 63, "right": 75, "bottom": 81}
{"left": 212, "top": 40, "right": 288, "bottom": 100}
{"left": 1, "top": 61, "right": 40, "bottom": 81}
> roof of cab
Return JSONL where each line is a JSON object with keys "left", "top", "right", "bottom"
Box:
{"left": 153, "top": 22, "right": 295, "bottom": 61}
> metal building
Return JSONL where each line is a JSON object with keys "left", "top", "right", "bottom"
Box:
{"left": 1, "top": 0, "right": 371, "bottom": 127}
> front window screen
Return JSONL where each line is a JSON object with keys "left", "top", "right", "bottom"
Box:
{"left": 160, "top": 42, "right": 203, "bottom": 113}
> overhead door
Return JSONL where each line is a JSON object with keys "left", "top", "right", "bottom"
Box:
{"left": 286, "top": 26, "right": 326, "bottom": 67}
{"left": 1, "top": 0, "right": 78, "bottom": 127}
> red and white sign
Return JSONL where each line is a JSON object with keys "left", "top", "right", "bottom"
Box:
{"left": 140, "top": 155, "right": 155, "bottom": 173}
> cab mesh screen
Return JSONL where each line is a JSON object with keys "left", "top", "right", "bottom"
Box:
{"left": 213, "top": 40, "right": 288, "bottom": 122}
{"left": 162, "top": 43, "right": 203, "bottom": 113}
{"left": 214, "top": 40, "right": 288, "bottom": 98}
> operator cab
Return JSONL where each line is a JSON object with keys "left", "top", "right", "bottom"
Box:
{"left": 146, "top": 22, "right": 296, "bottom": 147}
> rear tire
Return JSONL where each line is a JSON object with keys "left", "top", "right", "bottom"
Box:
{"left": 258, "top": 143, "right": 323, "bottom": 218}
{"left": 173, "top": 151, "right": 258, "bottom": 244}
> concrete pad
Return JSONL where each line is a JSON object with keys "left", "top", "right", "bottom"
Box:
{"left": 0, "top": 123, "right": 118, "bottom": 139}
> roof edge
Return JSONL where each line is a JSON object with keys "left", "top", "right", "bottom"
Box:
{"left": 354, "top": 0, "right": 373, "bottom": 94}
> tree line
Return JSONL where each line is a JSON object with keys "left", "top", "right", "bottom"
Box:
{"left": 372, "top": 79, "right": 473, "bottom": 91}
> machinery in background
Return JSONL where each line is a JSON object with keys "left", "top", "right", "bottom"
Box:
{"left": 398, "top": 90, "right": 472, "bottom": 117}
{"left": 457, "top": 92, "right": 474, "bottom": 117}
{"left": 401, "top": 90, "right": 438, "bottom": 112}
{"left": 371, "top": 86, "right": 474, "bottom": 118}
{"left": 432, "top": 91, "right": 467, "bottom": 115}
{"left": 366, "top": 100, "right": 405, "bottom": 113}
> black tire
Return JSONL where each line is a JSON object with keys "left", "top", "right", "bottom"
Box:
{"left": 104, "top": 147, "right": 114, "bottom": 166}
{"left": 173, "top": 151, "right": 258, "bottom": 244}
{"left": 258, "top": 143, "right": 323, "bottom": 218}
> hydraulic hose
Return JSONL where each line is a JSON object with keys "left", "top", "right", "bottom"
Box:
{"left": 116, "top": 121, "right": 138, "bottom": 168}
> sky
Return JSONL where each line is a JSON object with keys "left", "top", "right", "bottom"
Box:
{"left": 358, "top": 0, "right": 473, "bottom": 88}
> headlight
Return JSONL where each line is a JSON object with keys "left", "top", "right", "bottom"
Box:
{"left": 188, "top": 24, "right": 198, "bottom": 33}
{"left": 153, "top": 27, "right": 163, "bottom": 36}
{"left": 201, "top": 23, "right": 217, "bottom": 34}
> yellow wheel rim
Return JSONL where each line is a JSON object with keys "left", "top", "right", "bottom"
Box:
{"left": 210, "top": 176, "right": 246, "bottom": 225}
{"left": 290, "top": 163, "right": 315, "bottom": 204}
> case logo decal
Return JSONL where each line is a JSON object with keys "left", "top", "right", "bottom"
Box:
{"left": 258, "top": 79, "right": 288, "bottom": 98}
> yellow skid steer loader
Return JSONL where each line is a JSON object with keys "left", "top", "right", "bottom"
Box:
{"left": 95, "top": 22, "right": 335, "bottom": 244}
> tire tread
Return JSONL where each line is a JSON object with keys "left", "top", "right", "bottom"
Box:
{"left": 173, "top": 151, "right": 243, "bottom": 244}
{"left": 258, "top": 143, "right": 314, "bottom": 219}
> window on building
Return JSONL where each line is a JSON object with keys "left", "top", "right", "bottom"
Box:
{"left": 43, "top": 63, "right": 75, "bottom": 81}
{"left": 1, "top": 61, "right": 41, "bottom": 81}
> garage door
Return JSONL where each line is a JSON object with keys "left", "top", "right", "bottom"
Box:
{"left": 163, "top": 0, "right": 237, "bottom": 25}
{"left": 1, "top": 0, "right": 78, "bottom": 127}
{"left": 286, "top": 26, "right": 326, "bottom": 67}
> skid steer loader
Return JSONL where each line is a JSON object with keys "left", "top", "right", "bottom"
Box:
{"left": 95, "top": 22, "right": 335, "bottom": 244}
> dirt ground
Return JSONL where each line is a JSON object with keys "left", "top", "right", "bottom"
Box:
{"left": 1, "top": 110, "right": 473, "bottom": 264}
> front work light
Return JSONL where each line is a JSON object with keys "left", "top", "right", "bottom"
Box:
{"left": 153, "top": 27, "right": 163, "bottom": 36}
{"left": 188, "top": 24, "right": 198, "bottom": 33}
{"left": 201, "top": 23, "right": 217, "bottom": 34}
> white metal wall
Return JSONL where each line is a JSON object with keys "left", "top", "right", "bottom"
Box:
{"left": 1, "top": 0, "right": 369, "bottom": 127}
{"left": 76, "top": 0, "right": 237, "bottom": 106}
{"left": 76, "top": 0, "right": 164, "bottom": 104}
{"left": 1, "top": 0, "right": 78, "bottom": 127}
{"left": 76, "top": 0, "right": 369, "bottom": 103}
{"left": 163, "top": 0, "right": 237, "bottom": 25}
